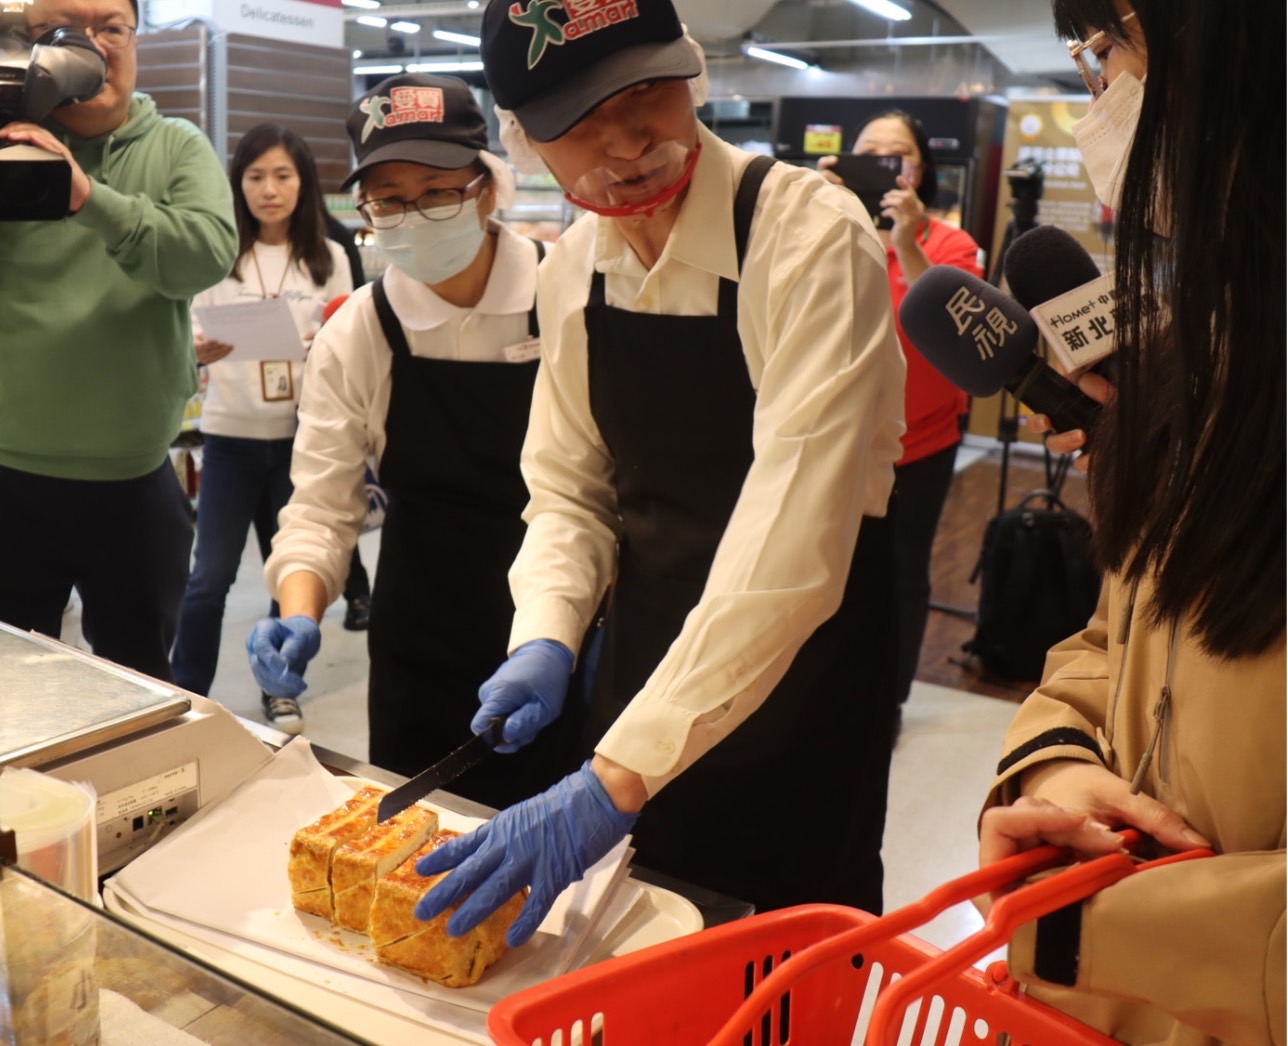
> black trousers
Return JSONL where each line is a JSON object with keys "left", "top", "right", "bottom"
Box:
{"left": 888, "top": 442, "right": 960, "bottom": 704}
{"left": 0, "top": 460, "right": 193, "bottom": 683}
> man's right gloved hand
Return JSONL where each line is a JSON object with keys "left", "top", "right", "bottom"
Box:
{"left": 473, "top": 639, "right": 574, "bottom": 752}
{"left": 246, "top": 615, "right": 322, "bottom": 698}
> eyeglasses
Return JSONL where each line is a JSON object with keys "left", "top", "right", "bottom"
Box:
{"left": 357, "top": 173, "right": 487, "bottom": 229}
{"left": 1068, "top": 11, "right": 1136, "bottom": 98}
{"left": 31, "top": 22, "right": 138, "bottom": 51}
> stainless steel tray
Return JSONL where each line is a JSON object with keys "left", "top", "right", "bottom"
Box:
{"left": 0, "top": 625, "right": 190, "bottom": 769}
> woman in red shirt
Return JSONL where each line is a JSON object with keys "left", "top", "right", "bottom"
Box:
{"left": 823, "top": 109, "right": 984, "bottom": 720}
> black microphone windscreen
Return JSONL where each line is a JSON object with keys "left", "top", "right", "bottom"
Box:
{"left": 1003, "top": 225, "right": 1103, "bottom": 310}
{"left": 898, "top": 267, "right": 1038, "bottom": 399}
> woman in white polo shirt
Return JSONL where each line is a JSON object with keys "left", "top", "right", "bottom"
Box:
{"left": 248, "top": 75, "right": 578, "bottom": 809}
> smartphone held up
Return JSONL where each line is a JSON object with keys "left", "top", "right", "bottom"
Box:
{"left": 827, "top": 153, "right": 914, "bottom": 230}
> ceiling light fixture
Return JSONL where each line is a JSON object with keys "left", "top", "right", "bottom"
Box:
{"left": 389, "top": 20, "right": 420, "bottom": 33}
{"left": 355, "top": 15, "right": 387, "bottom": 28}
{"left": 340, "top": 0, "right": 380, "bottom": 8}
{"left": 432, "top": 29, "right": 482, "bottom": 46}
{"left": 353, "top": 63, "right": 405, "bottom": 75}
{"left": 845, "top": 0, "right": 913, "bottom": 21}
{"left": 744, "top": 45, "right": 812, "bottom": 70}
{"left": 405, "top": 59, "right": 486, "bottom": 73}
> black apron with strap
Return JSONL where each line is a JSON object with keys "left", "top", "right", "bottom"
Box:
{"left": 366, "top": 243, "right": 579, "bottom": 807}
{"left": 585, "top": 157, "right": 898, "bottom": 914}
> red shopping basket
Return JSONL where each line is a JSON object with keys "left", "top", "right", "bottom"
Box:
{"left": 488, "top": 831, "right": 1212, "bottom": 1045}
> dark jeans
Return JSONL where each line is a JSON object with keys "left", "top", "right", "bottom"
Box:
{"left": 889, "top": 442, "right": 960, "bottom": 704}
{"left": 0, "top": 459, "right": 193, "bottom": 683}
{"left": 171, "top": 434, "right": 294, "bottom": 695}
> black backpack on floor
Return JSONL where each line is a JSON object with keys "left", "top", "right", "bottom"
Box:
{"left": 963, "top": 489, "right": 1102, "bottom": 682}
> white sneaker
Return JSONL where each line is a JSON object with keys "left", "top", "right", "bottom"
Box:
{"left": 262, "top": 694, "right": 304, "bottom": 736}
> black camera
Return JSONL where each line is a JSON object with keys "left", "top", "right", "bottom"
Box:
{"left": 0, "top": 11, "right": 106, "bottom": 220}
{"left": 1002, "top": 157, "right": 1045, "bottom": 228}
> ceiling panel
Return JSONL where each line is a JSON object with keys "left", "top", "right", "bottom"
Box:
{"left": 345, "top": 0, "right": 1080, "bottom": 85}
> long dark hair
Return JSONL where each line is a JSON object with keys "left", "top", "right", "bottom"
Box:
{"left": 856, "top": 109, "right": 939, "bottom": 208}
{"left": 228, "top": 123, "right": 334, "bottom": 288}
{"left": 1052, "top": 0, "right": 1284, "bottom": 658}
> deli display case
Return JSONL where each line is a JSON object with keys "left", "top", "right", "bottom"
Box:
{"left": 0, "top": 845, "right": 368, "bottom": 1045}
{"left": 0, "top": 624, "right": 733, "bottom": 1044}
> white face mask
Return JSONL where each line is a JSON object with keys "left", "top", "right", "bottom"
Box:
{"left": 1071, "top": 71, "right": 1144, "bottom": 211}
{"left": 373, "top": 198, "right": 486, "bottom": 285}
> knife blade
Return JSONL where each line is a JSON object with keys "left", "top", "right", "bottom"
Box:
{"left": 375, "top": 717, "right": 504, "bottom": 823}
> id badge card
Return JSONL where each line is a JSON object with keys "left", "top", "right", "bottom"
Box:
{"left": 503, "top": 338, "right": 541, "bottom": 364}
{"left": 260, "top": 361, "right": 295, "bottom": 402}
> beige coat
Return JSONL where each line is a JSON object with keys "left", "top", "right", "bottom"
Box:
{"left": 983, "top": 572, "right": 1285, "bottom": 1046}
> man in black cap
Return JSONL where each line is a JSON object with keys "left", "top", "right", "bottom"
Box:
{"left": 413, "top": 1, "right": 907, "bottom": 948}
{"left": 247, "top": 74, "right": 577, "bottom": 808}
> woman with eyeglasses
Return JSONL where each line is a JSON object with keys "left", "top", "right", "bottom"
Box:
{"left": 249, "top": 75, "right": 580, "bottom": 808}
{"left": 171, "top": 124, "right": 351, "bottom": 727}
{"left": 977, "top": 3, "right": 1284, "bottom": 1043}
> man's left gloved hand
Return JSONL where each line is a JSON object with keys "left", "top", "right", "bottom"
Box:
{"left": 413, "top": 761, "right": 639, "bottom": 947}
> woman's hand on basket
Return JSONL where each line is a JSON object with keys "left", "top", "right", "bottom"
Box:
{"left": 1025, "top": 369, "right": 1115, "bottom": 472}
{"left": 977, "top": 760, "right": 1213, "bottom": 913}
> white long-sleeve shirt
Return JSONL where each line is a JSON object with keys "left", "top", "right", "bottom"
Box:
{"left": 512, "top": 125, "right": 907, "bottom": 795}
{"left": 264, "top": 221, "right": 542, "bottom": 603}
{"left": 193, "top": 240, "right": 351, "bottom": 440}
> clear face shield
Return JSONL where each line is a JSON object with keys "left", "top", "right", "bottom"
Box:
{"left": 563, "top": 139, "right": 701, "bottom": 220}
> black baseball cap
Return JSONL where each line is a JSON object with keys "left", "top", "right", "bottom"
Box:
{"left": 481, "top": 0, "right": 701, "bottom": 143}
{"left": 342, "top": 74, "right": 488, "bottom": 190}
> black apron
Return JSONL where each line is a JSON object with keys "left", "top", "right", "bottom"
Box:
{"left": 366, "top": 250, "right": 580, "bottom": 808}
{"left": 585, "top": 157, "right": 899, "bottom": 914}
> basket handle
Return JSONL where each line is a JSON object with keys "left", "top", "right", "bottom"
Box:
{"left": 865, "top": 840, "right": 1215, "bottom": 1045}
{"left": 707, "top": 841, "right": 1080, "bottom": 1046}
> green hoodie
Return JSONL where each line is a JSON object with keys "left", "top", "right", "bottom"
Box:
{"left": 0, "top": 93, "right": 236, "bottom": 480}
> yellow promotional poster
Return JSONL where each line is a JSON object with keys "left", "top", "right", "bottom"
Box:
{"left": 802, "top": 123, "right": 843, "bottom": 156}
{"left": 990, "top": 97, "right": 1111, "bottom": 275}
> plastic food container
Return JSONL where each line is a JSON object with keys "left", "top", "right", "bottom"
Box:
{"left": 0, "top": 766, "right": 97, "bottom": 902}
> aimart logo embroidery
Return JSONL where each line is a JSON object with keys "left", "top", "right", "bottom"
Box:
{"left": 508, "top": 0, "right": 640, "bottom": 68}
{"left": 359, "top": 86, "right": 446, "bottom": 142}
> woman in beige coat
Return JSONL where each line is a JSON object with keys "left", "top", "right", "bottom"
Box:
{"left": 978, "top": 2, "right": 1285, "bottom": 1044}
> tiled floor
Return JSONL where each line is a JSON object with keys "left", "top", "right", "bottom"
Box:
{"left": 61, "top": 477, "right": 1021, "bottom": 961}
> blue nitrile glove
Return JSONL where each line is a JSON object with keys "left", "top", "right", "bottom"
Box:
{"left": 414, "top": 761, "right": 638, "bottom": 947}
{"left": 245, "top": 615, "right": 322, "bottom": 698}
{"left": 472, "top": 639, "right": 574, "bottom": 752}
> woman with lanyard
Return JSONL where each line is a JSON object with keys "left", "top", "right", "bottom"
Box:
{"left": 171, "top": 124, "right": 350, "bottom": 724}
{"left": 820, "top": 112, "right": 984, "bottom": 727}
{"left": 412, "top": 2, "right": 906, "bottom": 948}
{"left": 249, "top": 75, "right": 578, "bottom": 809}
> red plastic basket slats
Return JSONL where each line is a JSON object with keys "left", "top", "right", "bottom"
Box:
{"left": 487, "top": 836, "right": 1214, "bottom": 1046}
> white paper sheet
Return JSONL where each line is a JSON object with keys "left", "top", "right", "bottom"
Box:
{"left": 105, "top": 740, "right": 634, "bottom": 1033}
{"left": 192, "top": 298, "right": 305, "bottom": 361}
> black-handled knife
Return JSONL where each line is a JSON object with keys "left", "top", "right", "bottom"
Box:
{"left": 375, "top": 717, "right": 505, "bottom": 823}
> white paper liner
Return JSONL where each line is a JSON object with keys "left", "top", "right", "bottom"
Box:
{"left": 105, "top": 739, "right": 635, "bottom": 1039}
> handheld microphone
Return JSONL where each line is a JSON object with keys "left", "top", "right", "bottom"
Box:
{"left": 322, "top": 294, "right": 349, "bottom": 325}
{"left": 898, "top": 266, "right": 1101, "bottom": 438}
{"left": 1003, "top": 225, "right": 1117, "bottom": 376}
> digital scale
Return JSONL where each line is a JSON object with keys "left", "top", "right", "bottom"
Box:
{"left": 0, "top": 623, "right": 272, "bottom": 874}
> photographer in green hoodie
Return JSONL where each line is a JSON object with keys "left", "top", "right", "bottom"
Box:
{"left": 0, "top": 0, "right": 236, "bottom": 683}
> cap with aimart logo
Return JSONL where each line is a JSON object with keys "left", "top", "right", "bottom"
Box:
{"left": 342, "top": 73, "right": 488, "bottom": 189}
{"left": 482, "top": 0, "right": 701, "bottom": 143}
